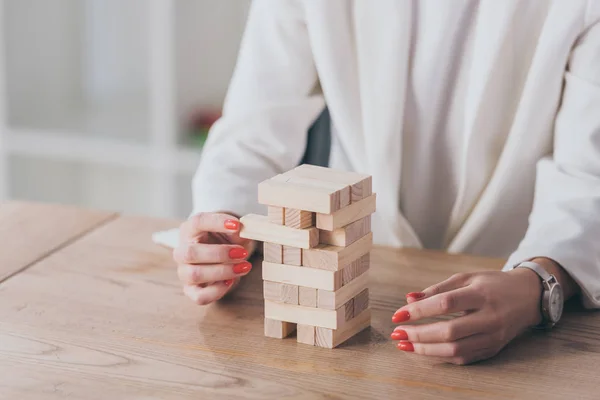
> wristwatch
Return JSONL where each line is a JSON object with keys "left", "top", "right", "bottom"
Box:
{"left": 515, "top": 261, "right": 564, "bottom": 329}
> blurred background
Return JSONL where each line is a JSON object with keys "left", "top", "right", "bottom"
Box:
{"left": 0, "top": 0, "right": 251, "bottom": 218}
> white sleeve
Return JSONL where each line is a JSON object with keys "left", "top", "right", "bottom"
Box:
{"left": 504, "top": 18, "right": 600, "bottom": 308}
{"left": 191, "top": 0, "right": 325, "bottom": 217}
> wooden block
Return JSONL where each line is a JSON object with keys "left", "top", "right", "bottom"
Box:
{"left": 284, "top": 208, "right": 314, "bottom": 229}
{"left": 314, "top": 309, "right": 371, "bottom": 348}
{"left": 299, "top": 287, "right": 317, "bottom": 307}
{"left": 318, "top": 270, "right": 369, "bottom": 310}
{"left": 258, "top": 175, "right": 348, "bottom": 214}
{"left": 320, "top": 216, "right": 371, "bottom": 247}
{"left": 264, "top": 300, "right": 346, "bottom": 329}
{"left": 353, "top": 288, "right": 369, "bottom": 316}
{"left": 344, "top": 298, "right": 354, "bottom": 321}
{"left": 302, "top": 232, "right": 373, "bottom": 271}
{"left": 262, "top": 261, "right": 343, "bottom": 291}
{"left": 282, "top": 245, "right": 302, "bottom": 266}
{"left": 342, "top": 261, "right": 356, "bottom": 286}
{"left": 342, "top": 253, "right": 370, "bottom": 285}
{"left": 263, "top": 281, "right": 299, "bottom": 305}
{"left": 240, "top": 214, "right": 318, "bottom": 249}
{"left": 267, "top": 206, "right": 284, "bottom": 225}
{"left": 317, "top": 194, "right": 377, "bottom": 231}
{"left": 296, "top": 324, "right": 315, "bottom": 345}
{"left": 351, "top": 176, "right": 372, "bottom": 203}
{"left": 264, "top": 318, "right": 296, "bottom": 339}
{"left": 287, "top": 164, "right": 371, "bottom": 205}
{"left": 355, "top": 253, "right": 370, "bottom": 277}
{"left": 263, "top": 242, "right": 283, "bottom": 263}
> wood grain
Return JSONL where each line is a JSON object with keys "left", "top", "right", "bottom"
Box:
{"left": 0, "top": 201, "right": 116, "bottom": 282}
{"left": 316, "top": 194, "right": 377, "bottom": 231}
{"left": 302, "top": 232, "right": 373, "bottom": 271}
{"left": 299, "top": 287, "right": 317, "bottom": 307}
{"left": 282, "top": 245, "right": 302, "bottom": 266}
{"left": 318, "top": 271, "right": 370, "bottom": 310}
{"left": 2, "top": 206, "right": 600, "bottom": 399}
{"left": 264, "top": 319, "right": 296, "bottom": 339}
{"left": 263, "top": 281, "right": 298, "bottom": 305}
{"left": 263, "top": 243, "right": 283, "bottom": 263}
{"left": 240, "top": 214, "right": 318, "bottom": 249}
{"left": 319, "top": 216, "right": 371, "bottom": 247}
{"left": 267, "top": 206, "right": 284, "bottom": 225}
{"left": 284, "top": 208, "right": 314, "bottom": 229}
{"left": 262, "top": 261, "right": 343, "bottom": 291}
{"left": 315, "top": 309, "right": 372, "bottom": 349}
{"left": 296, "top": 324, "right": 315, "bottom": 345}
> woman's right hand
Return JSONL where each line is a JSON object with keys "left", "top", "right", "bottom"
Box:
{"left": 173, "top": 212, "right": 256, "bottom": 305}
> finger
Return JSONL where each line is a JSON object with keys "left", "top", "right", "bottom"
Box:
{"left": 178, "top": 261, "right": 252, "bottom": 285}
{"left": 396, "top": 333, "right": 494, "bottom": 358}
{"left": 392, "top": 287, "right": 483, "bottom": 322}
{"left": 421, "top": 273, "right": 472, "bottom": 298}
{"left": 183, "top": 282, "right": 232, "bottom": 306}
{"left": 392, "top": 312, "right": 488, "bottom": 343}
{"left": 173, "top": 243, "right": 249, "bottom": 265}
{"left": 180, "top": 213, "right": 241, "bottom": 242}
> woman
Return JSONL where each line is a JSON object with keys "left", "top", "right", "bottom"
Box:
{"left": 173, "top": 1, "right": 600, "bottom": 364}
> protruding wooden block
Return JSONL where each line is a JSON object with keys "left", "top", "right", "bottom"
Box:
{"left": 296, "top": 324, "right": 315, "bottom": 345}
{"left": 318, "top": 270, "right": 369, "bottom": 310}
{"left": 264, "top": 318, "right": 296, "bottom": 339}
{"left": 267, "top": 206, "right": 284, "bottom": 225}
{"left": 258, "top": 175, "right": 349, "bottom": 214}
{"left": 263, "top": 242, "right": 283, "bottom": 263}
{"left": 264, "top": 300, "right": 347, "bottom": 329}
{"left": 316, "top": 194, "right": 376, "bottom": 231}
{"left": 302, "top": 232, "right": 373, "bottom": 271}
{"left": 353, "top": 288, "right": 369, "bottom": 316}
{"left": 299, "top": 287, "right": 317, "bottom": 307}
{"left": 287, "top": 164, "right": 371, "bottom": 205}
{"left": 262, "top": 261, "right": 343, "bottom": 291}
{"left": 240, "top": 214, "right": 318, "bottom": 249}
{"left": 319, "top": 216, "right": 371, "bottom": 247}
{"left": 263, "top": 281, "right": 299, "bottom": 304}
{"left": 284, "top": 208, "right": 314, "bottom": 229}
{"left": 282, "top": 245, "right": 302, "bottom": 266}
{"left": 314, "top": 309, "right": 371, "bottom": 348}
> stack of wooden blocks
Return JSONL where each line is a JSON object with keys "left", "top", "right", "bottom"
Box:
{"left": 240, "top": 164, "right": 376, "bottom": 348}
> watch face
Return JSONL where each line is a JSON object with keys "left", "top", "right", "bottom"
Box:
{"left": 549, "top": 286, "right": 564, "bottom": 322}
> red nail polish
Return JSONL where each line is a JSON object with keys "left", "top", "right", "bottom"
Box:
{"left": 224, "top": 279, "right": 234, "bottom": 287}
{"left": 229, "top": 248, "right": 248, "bottom": 259}
{"left": 397, "top": 341, "right": 414, "bottom": 352}
{"left": 233, "top": 261, "right": 252, "bottom": 274}
{"left": 224, "top": 219, "right": 240, "bottom": 231}
{"left": 392, "top": 310, "right": 411, "bottom": 323}
{"left": 406, "top": 292, "right": 426, "bottom": 300}
{"left": 390, "top": 329, "right": 408, "bottom": 340}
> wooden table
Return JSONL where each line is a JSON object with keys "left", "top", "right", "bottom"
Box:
{"left": 1, "top": 202, "right": 598, "bottom": 399}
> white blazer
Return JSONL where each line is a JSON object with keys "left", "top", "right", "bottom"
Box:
{"left": 192, "top": 1, "right": 600, "bottom": 307}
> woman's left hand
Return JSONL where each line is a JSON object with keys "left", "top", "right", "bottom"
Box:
{"left": 390, "top": 268, "right": 544, "bottom": 365}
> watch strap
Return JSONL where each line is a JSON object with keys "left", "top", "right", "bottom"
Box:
{"left": 515, "top": 261, "right": 553, "bottom": 283}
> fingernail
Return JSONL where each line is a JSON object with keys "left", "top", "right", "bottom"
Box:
{"left": 392, "top": 310, "right": 410, "bottom": 323}
{"left": 229, "top": 248, "right": 248, "bottom": 259}
{"left": 397, "top": 341, "right": 414, "bottom": 352}
{"left": 224, "top": 279, "right": 234, "bottom": 287}
{"left": 406, "top": 292, "right": 426, "bottom": 300}
{"left": 390, "top": 329, "right": 408, "bottom": 340}
{"left": 233, "top": 261, "right": 252, "bottom": 274}
{"left": 224, "top": 219, "right": 240, "bottom": 231}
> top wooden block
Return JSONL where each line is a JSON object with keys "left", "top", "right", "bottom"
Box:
{"left": 258, "top": 165, "right": 372, "bottom": 214}
{"left": 288, "top": 164, "right": 372, "bottom": 203}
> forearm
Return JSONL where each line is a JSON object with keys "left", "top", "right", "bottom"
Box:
{"left": 531, "top": 257, "right": 580, "bottom": 301}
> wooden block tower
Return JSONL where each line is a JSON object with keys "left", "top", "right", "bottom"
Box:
{"left": 240, "top": 164, "right": 376, "bottom": 348}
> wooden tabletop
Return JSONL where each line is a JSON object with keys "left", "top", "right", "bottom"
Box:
{"left": 0, "top": 202, "right": 598, "bottom": 399}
